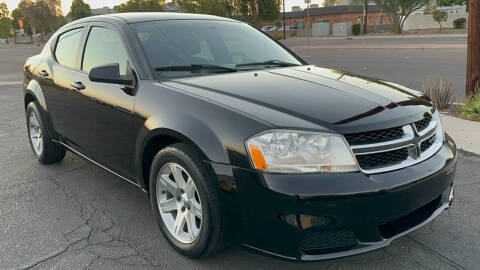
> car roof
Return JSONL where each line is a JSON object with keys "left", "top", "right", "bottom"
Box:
{"left": 73, "top": 12, "right": 238, "bottom": 25}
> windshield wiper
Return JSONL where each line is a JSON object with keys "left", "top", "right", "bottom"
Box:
{"left": 236, "top": 60, "right": 301, "bottom": 68}
{"left": 155, "top": 64, "right": 237, "bottom": 73}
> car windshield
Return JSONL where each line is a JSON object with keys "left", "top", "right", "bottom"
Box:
{"left": 133, "top": 20, "right": 303, "bottom": 78}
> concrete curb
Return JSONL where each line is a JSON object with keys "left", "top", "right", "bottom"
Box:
{"left": 0, "top": 81, "right": 22, "bottom": 86}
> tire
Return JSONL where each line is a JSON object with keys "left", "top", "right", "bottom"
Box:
{"left": 149, "top": 143, "right": 225, "bottom": 258}
{"left": 26, "top": 101, "right": 66, "bottom": 164}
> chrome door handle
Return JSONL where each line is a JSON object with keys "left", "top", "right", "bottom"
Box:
{"left": 71, "top": 81, "right": 85, "bottom": 91}
{"left": 39, "top": 70, "right": 49, "bottom": 77}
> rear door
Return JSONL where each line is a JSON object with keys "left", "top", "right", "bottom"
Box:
{"left": 43, "top": 26, "right": 87, "bottom": 145}
{"left": 69, "top": 23, "right": 138, "bottom": 180}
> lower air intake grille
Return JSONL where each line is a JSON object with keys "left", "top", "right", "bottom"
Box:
{"left": 301, "top": 229, "right": 358, "bottom": 254}
{"left": 379, "top": 196, "right": 441, "bottom": 239}
{"left": 356, "top": 148, "right": 409, "bottom": 170}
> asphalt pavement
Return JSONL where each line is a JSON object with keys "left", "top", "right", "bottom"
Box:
{"left": 1, "top": 83, "right": 479, "bottom": 269}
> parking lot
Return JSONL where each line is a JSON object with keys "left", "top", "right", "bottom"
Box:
{"left": 1, "top": 38, "right": 479, "bottom": 269}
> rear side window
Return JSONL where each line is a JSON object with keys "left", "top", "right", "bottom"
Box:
{"left": 82, "top": 27, "right": 129, "bottom": 75}
{"left": 55, "top": 28, "right": 84, "bottom": 68}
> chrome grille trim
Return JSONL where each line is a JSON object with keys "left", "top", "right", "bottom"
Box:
{"left": 350, "top": 125, "right": 415, "bottom": 153}
{"left": 348, "top": 113, "right": 443, "bottom": 174}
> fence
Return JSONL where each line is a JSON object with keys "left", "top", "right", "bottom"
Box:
{"left": 402, "top": 13, "right": 468, "bottom": 31}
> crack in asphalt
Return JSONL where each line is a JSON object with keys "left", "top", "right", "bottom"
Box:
{"left": 18, "top": 175, "right": 156, "bottom": 270}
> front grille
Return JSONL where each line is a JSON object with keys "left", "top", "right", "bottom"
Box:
{"left": 414, "top": 115, "right": 432, "bottom": 132}
{"left": 301, "top": 229, "right": 358, "bottom": 254}
{"left": 356, "top": 148, "right": 409, "bottom": 170}
{"left": 421, "top": 135, "right": 436, "bottom": 152}
{"left": 378, "top": 196, "right": 441, "bottom": 239}
{"left": 345, "top": 126, "right": 405, "bottom": 145}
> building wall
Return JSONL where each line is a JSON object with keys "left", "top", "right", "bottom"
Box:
{"left": 277, "top": 12, "right": 390, "bottom": 30}
{"left": 403, "top": 13, "right": 468, "bottom": 31}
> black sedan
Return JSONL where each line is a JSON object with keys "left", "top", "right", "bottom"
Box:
{"left": 22, "top": 13, "right": 456, "bottom": 261}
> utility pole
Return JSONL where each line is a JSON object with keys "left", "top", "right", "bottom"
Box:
{"left": 306, "top": 0, "right": 311, "bottom": 47}
{"left": 283, "top": 0, "right": 286, "bottom": 40}
{"left": 467, "top": 0, "right": 479, "bottom": 96}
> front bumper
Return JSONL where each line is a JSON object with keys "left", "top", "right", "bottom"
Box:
{"left": 213, "top": 134, "right": 457, "bottom": 261}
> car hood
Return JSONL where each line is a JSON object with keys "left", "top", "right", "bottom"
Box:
{"left": 163, "top": 66, "right": 433, "bottom": 134}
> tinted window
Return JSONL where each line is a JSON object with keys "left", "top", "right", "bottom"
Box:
{"left": 55, "top": 28, "right": 83, "bottom": 68}
{"left": 82, "top": 27, "right": 129, "bottom": 75}
{"left": 134, "top": 20, "right": 302, "bottom": 78}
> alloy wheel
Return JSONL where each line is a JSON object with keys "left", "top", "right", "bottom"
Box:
{"left": 28, "top": 110, "right": 43, "bottom": 156}
{"left": 156, "top": 162, "right": 203, "bottom": 244}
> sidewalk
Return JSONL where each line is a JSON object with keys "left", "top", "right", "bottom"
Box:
{"left": 288, "top": 33, "right": 468, "bottom": 41}
{"left": 290, "top": 43, "right": 466, "bottom": 51}
{"left": 441, "top": 114, "right": 480, "bottom": 155}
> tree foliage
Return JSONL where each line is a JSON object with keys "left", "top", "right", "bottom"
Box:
{"left": 237, "top": 0, "right": 281, "bottom": 25}
{"left": 175, "top": 0, "right": 280, "bottom": 24}
{"left": 374, "top": 0, "right": 429, "bottom": 34}
{"left": 323, "top": 0, "right": 341, "bottom": 7}
{"left": 175, "top": 0, "right": 237, "bottom": 17}
{"left": 0, "top": 2, "right": 9, "bottom": 18}
{"left": 437, "top": 0, "right": 468, "bottom": 6}
{"left": 17, "top": 0, "right": 65, "bottom": 34}
{"left": 0, "top": 3, "right": 11, "bottom": 39}
{"left": 432, "top": 9, "right": 448, "bottom": 32}
{"left": 423, "top": 4, "right": 436, "bottom": 14}
{"left": 69, "top": 0, "right": 92, "bottom": 21}
{"left": 115, "top": 0, "right": 166, "bottom": 13}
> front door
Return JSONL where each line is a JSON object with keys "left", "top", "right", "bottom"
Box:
{"left": 69, "top": 24, "right": 138, "bottom": 179}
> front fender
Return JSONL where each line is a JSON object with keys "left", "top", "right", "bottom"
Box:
{"left": 135, "top": 112, "right": 229, "bottom": 191}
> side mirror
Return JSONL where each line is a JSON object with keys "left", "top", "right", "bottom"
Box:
{"left": 88, "top": 63, "right": 134, "bottom": 85}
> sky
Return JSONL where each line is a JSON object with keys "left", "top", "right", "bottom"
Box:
{"left": 1, "top": 0, "right": 325, "bottom": 15}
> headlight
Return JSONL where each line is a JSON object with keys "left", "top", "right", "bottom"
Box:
{"left": 246, "top": 130, "right": 359, "bottom": 173}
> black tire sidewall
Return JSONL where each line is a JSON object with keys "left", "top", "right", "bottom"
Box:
{"left": 149, "top": 145, "right": 213, "bottom": 257}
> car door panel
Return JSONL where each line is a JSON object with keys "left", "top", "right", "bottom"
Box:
{"left": 70, "top": 24, "right": 137, "bottom": 180}
{"left": 42, "top": 27, "right": 86, "bottom": 146}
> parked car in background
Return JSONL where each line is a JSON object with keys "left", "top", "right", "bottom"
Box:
{"left": 261, "top": 25, "right": 276, "bottom": 32}
{"left": 23, "top": 13, "right": 456, "bottom": 261}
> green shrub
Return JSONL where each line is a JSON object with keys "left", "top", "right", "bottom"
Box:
{"left": 272, "top": 31, "right": 283, "bottom": 40}
{"left": 422, "top": 76, "right": 455, "bottom": 110}
{"left": 454, "top": 18, "right": 466, "bottom": 29}
{"left": 461, "top": 84, "right": 480, "bottom": 121}
{"left": 352, "top": 24, "right": 361, "bottom": 35}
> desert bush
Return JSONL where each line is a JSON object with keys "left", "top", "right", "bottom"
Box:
{"left": 422, "top": 76, "right": 455, "bottom": 110}
{"left": 433, "top": 10, "right": 448, "bottom": 32}
{"left": 461, "top": 83, "right": 480, "bottom": 121}
{"left": 272, "top": 31, "right": 283, "bottom": 40}
{"left": 454, "top": 18, "right": 466, "bottom": 29}
{"left": 352, "top": 24, "right": 361, "bottom": 35}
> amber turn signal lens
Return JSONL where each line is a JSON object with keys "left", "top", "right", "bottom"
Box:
{"left": 248, "top": 144, "right": 268, "bottom": 170}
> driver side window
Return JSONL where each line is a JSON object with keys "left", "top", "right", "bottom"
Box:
{"left": 82, "top": 26, "right": 129, "bottom": 75}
